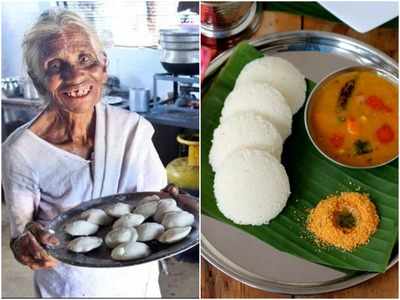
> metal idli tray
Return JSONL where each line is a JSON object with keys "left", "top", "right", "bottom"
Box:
{"left": 46, "top": 191, "right": 199, "bottom": 268}
{"left": 202, "top": 30, "right": 398, "bottom": 295}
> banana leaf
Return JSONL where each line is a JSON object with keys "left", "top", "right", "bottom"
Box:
{"left": 201, "top": 42, "right": 398, "bottom": 273}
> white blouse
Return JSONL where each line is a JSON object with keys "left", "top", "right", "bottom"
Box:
{"left": 2, "top": 102, "right": 167, "bottom": 297}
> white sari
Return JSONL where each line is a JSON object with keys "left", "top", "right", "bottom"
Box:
{"left": 2, "top": 102, "right": 167, "bottom": 297}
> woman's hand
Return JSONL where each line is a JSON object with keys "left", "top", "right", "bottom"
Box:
{"left": 10, "top": 222, "right": 59, "bottom": 270}
{"left": 161, "top": 184, "right": 199, "bottom": 212}
{"left": 161, "top": 183, "right": 180, "bottom": 198}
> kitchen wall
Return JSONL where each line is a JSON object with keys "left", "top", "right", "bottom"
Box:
{"left": 106, "top": 47, "right": 171, "bottom": 99}
{"left": 1, "top": 2, "right": 171, "bottom": 99}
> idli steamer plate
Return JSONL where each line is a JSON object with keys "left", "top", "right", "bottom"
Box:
{"left": 45, "top": 192, "right": 199, "bottom": 268}
{"left": 202, "top": 30, "right": 398, "bottom": 295}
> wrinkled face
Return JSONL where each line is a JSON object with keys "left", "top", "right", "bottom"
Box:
{"left": 39, "top": 27, "right": 107, "bottom": 114}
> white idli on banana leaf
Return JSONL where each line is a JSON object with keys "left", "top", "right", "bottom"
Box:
{"left": 220, "top": 82, "right": 292, "bottom": 140}
{"left": 214, "top": 149, "right": 290, "bottom": 225}
{"left": 235, "top": 56, "right": 306, "bottom": 114}
{"left": 209, "top": 112, "right": 283, "bottom": 172}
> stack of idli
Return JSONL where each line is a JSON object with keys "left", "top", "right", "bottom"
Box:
{"left": 210, "top": 56, "right": 306, "bottom": 225}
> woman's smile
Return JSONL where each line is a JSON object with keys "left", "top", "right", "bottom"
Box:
{"left": 60, "top": 82, "right": 94, "bottom": 99}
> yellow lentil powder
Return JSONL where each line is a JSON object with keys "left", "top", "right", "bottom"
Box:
{"left": 307, "top": 192, "right": 379, "bottom": 251}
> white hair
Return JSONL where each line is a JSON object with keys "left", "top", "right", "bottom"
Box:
{"left": 22, "top": 9, "right": 105, "bottom": 96}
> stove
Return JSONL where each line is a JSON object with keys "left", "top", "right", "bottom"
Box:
{"left": 152, "top": 73, "right": 199, "bottom": 113}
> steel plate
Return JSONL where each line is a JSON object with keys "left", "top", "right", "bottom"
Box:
{"left": 202, "top": 30, "right": 398, "bottom": 295}
{"left": 46, "top": 192, "right": 199, "bottom": 268}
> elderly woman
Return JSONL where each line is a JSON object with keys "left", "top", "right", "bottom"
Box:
{"left": 3, "top": 10, "right": 167, "bottom": 297}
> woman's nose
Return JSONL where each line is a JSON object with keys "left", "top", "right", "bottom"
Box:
{"left": 60, "top": 64, "right": 84, "bottom": 83}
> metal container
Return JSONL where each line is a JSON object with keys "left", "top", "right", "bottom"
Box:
{"left": 201, "top": 2, "right": 253, "bottom": 29}
{"left": 201, "top": 2, "right": 262, "bottom": 50}
{"left": 202, "top": 30, "right": 398, "bottom": 295}
{"left": 305, "top": 65, "right": 398, "bottom": 169}
{"left": 45, "top": 191, "right": 199, "bottom": 268}
{"left": 159, "top": 28, "right": 199, "bottom": 75}
{"left": 129, "top": 88, "right": 150, "bottom": 112}
{"left": 2, "top": 78, "right": 20, "bottom": 98}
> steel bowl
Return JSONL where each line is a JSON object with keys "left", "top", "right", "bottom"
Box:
{"left": 304, "top": 65, "right": 399, "bottom": 169}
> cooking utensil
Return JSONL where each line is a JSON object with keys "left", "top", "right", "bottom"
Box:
{"left": 45, "top": 191, "right": 199, "bottom": 268}
{"left": 129, "top": 88, "right": 150, "bottom": 112}
{"left": 201, "top": 2, "right": 262, "bottom": 49}
{"left": 102, "top": 96, "right": 123, "bottom": 105}
{"left": 202, "top": 30, "right": 398, "bottom": 294}
{"left": 159, "top": 27, "right": 199, "bottom": 75}
{"left": 201, "top": 2, "right": 252, "bottom": 28}
{"left": 2, "top": 78, "right": 20, "bottom": 98}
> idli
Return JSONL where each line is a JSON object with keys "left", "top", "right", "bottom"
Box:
{"left": 235, "top": 56, "right": 306, "bottom": 114}
{"left": 64, "top": 220, "right": 99, "bottom": 236}
{"left": 111, "top": 241, "right": 151, "bottom": 261}
{"left": 214, "top": 149, "right": 290, "bottom": 225}
{"left": 68, "top": 237, "right": 103, "bottom": 253}
{"left": 221, "top": 82, "right": 292, "bottom": 140}
{"left": 209, "top": 113, "right": 283, "bottom": 172}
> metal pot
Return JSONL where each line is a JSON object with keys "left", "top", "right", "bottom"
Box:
{"left": 159, "top": 28, "right": 199, "bottom": 75}
{"left": 129, "top": 88, "right": 150, "bottom": 112}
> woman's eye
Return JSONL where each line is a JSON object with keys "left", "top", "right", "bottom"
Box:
{"left": 80, "top": 55, "right": 95, "bottom": 66}
{"left": 47, "top": 61, "right": 61, "bottom": 73}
